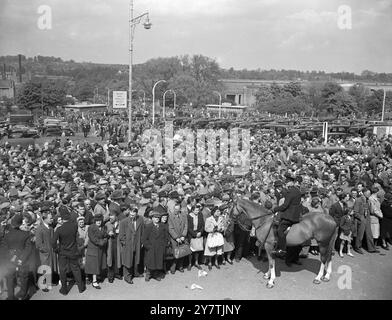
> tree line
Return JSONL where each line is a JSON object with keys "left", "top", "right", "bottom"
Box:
{"left": 0, "top": 54, "right": 390, "bottom": 117}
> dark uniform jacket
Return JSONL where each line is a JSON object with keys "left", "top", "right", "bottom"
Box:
{"left": 273, "top": 186, "right": 302, "bottom": 223}
{"left": 329, "top": 201, "right": 346, "bottom": 226}
{"left": 52, "top": 221, "right": 79, "bottom": 258}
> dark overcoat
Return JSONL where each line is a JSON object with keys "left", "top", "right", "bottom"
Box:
{"left": 119, "top": 215, "right": 144, "bottom": 268}
{"left": 85, "top": 224, "right": 108, "bottom": 275}
{"left": 142, "top": 223, "right": 168, "bottom": 270}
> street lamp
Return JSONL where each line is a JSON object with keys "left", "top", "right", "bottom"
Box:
{"left": 163, "top": 89, "right": 176, "bottom": 120}
{"left": 152, "top": 79, "right": 166, "bottom": 125}
{"left": 128, "top": 0, "right": 152, "bottom": 142}
{"left": 213, "top": 91, "right": 222, "bottom": 118}
{"left": 94, "top": 87, "right": 98, "bottom": 104}
{"left": 371, "top": 88, "right": 387, "bottom": 122}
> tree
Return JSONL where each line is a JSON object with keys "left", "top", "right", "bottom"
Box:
{"left": 320, "top": 91, "right": 358, "bottom": 116}
{"left": 348, "top": 83, "right": 369, "bottom": 111}
{"left": 16, "top": 80, "right": 67, "bottom": 113}
{"left": 363, "top": 90, "right": 392, "bottom": 117}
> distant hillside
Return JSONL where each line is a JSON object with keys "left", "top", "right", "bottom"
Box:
{"left": 1, "top": 54, "right": 391, "bottom": 83}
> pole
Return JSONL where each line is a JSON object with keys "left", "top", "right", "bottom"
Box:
{"left": 152, "top": 80, "right": 166, "bottom": 125}
{"left": 213, "top": 91, "right": 222, "bottom": 119}
{"left": 382, "top": 88, "right": 386, "bottom": 122}
{"left": 107, "top": 88, "right": 110, "bottom": 111}
{"left": 324, "top": 122, "right": 328, "bottom": 145}
{"left": 173, "top": 90, "right": 176, "bottom": 110}
{"left": 128, "top": 0, "right": 134, "bottom": 142}
{"left": 163, "top": 91, "right": 166, "bottom": 120}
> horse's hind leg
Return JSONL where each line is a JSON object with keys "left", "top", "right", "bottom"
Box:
{"left": 314, "top": 242, "right": 329, "bottom": 284}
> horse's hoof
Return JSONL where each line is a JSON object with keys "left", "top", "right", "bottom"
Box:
{"left": 266, "top": 283, "right": 274, "bottom": 289}
{"left": 313, "top": 279, "right": 321, "bottom": 285}
{"left": 263, "top": 274, "right": 270, "bottom": 280}
{"left": 321, "top": 276, "right": 330, "bottom": 282}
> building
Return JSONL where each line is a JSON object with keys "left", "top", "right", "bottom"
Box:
{"left": 64, "top": 103, "right": 107, "bottom": 113}
{"left": 0, "top": 79, "right": 15, "bottom": 99}
{"left": 219, "top": 79, "right": 392, "bottom": 108}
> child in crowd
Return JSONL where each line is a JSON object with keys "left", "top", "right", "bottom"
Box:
{"left": 339, "top": 208, "right": 355, "bottom": 258}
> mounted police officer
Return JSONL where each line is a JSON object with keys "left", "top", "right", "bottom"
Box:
{"left": 272, "top": 174, "right": 303, "bottom": 265}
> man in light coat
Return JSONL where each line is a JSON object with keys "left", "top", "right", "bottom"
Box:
{"left": 119, "top": 206, "right": 144, "bottom": 284}
{"left": 35, "top": 211, "right": 57, "bottom": 291}
{"left": 168, "top": 198, "right": 188, "bottom": 274}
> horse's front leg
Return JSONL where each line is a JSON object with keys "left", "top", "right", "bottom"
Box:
{"left": 313, "top": 262, "right": 325, "bottom": 284}
{"left": 264, "top": 243, "right": 275, "bottom": 288}
{"left": 321, "top": 261, "right": 332, "bottom": 282}
{"left": 267, "top": 259, "right": 276, "bottom": 289}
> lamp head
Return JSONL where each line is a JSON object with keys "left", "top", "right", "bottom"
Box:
{"left": 143, "top": 18, "right": 152, "bottom": 29}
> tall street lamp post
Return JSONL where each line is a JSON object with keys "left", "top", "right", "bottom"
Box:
{"left": 213, "top": 91, "right": 222, "bottom": 118}
{"left": 152, "top": 79, "right": 166, "bottom": 125}
{"left": 128, "top": 0, "right": 152, "bottom": 142}
{"left": 371, "top": 88, "right": 387, "bottom": 122}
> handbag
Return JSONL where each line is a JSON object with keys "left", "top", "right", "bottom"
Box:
{"left": 173, "top": 243, "right": 192, "bottom": 259}
{"left": 190, "top": 237, "right": 204, "bottom": 252}
{"left": 207, "top": 232, "right": 224, "bottom": 248}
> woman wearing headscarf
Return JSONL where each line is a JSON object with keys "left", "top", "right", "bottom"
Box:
{"left": 187, "top": 203, "right": 204, "bottom": 270}
{"left": 85, "top": 214, "right": 108, "bottom": 289}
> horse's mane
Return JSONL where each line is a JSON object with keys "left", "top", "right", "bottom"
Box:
{"left": 238, "top": 198, "right": 270, "bottom": 215}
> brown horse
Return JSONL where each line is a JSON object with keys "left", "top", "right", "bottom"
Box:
{"left": 230, "top": 198, "right": 338, "bottom": 288}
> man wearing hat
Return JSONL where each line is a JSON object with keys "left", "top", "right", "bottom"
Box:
{"left": 142, "top": 210, "right": 168, "bottom": 282}
{"left": 52, "top": 208, "right": 85, "bottom": 295}
{"left": 109, "top": 190, "right": 126, "bottom": 221}
{"left": 3, "top": 214, "right": 33, "bottom": 300}
{"left": 94, "top": 191, "right": 109, "bottom": 222}
{"left": 119, "top": 205, "right": 144, "bottom": 284}
{"left": 168, "top": 197, "right": 189, "bottom": 274}
{"left": 272, "top": 173, "right": 303, "bottom": 266}
{"left": 35, "top": 211, "right": 57, "bottom": 292}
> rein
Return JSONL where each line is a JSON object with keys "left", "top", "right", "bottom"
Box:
{"left": 232, "top": 201, "right": 274, "bottom": 232}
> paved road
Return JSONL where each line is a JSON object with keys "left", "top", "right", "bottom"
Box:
{"left": 27, "top": 249, "right": 392, "bottom": 300}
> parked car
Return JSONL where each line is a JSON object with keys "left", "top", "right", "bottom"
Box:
{"left": 8, "top": 125, "right": 39, "bottom": 138}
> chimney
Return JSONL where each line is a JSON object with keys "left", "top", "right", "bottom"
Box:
{"left": 18, "top": 54, "right": 23, "bottom": 83}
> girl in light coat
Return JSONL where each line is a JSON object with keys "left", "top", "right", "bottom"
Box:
{"left": 369, "top": 186, "right": 383, "bottom": 246}
{"left": 204, "top": 206, "right": 225, "bottom": 270}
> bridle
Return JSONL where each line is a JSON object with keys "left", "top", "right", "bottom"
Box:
{"left": 230, "top": 200, "right": 274, "bottom": 232}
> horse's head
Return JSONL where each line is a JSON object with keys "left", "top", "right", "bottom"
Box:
{"left": 229, "top": 199, "right": 243, "bottom": 219}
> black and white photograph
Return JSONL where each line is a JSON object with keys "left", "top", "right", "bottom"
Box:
{"left": 0, "top": 0, "right": 391, "bottom": 305}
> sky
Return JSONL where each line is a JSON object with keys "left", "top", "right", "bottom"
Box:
{"left": 0, "top": 0, "right": 391, "bottom": 74}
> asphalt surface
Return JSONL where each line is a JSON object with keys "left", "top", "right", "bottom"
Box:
{"left": 24, "top": 248, "right": 392, "bottom": 300}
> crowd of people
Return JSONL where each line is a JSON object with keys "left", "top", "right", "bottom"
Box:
{"left": 1, "top": 111, "right": 392, "bottom": 300}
